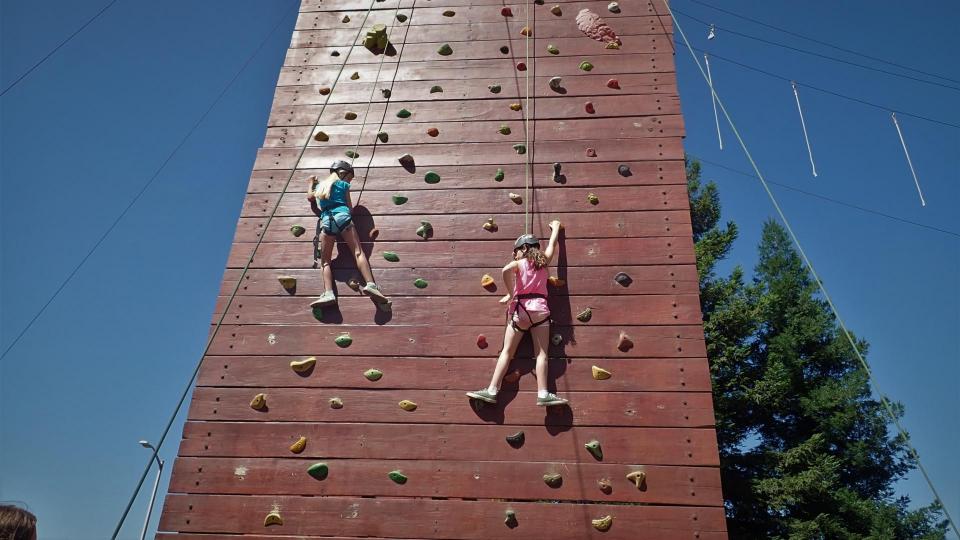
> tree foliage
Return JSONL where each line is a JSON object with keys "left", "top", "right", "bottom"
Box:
{"left": 686, "top": 158, "right": 948, "bottom": 539}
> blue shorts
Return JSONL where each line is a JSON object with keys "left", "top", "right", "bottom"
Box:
{"left": 321, "top": 212, "right": 353, "bottom": 235}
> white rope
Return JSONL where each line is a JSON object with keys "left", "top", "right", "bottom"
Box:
{"left": 704, "top": 53, "right": 723, "bottom": 150}
{"left": 660, "top": 3, "right": 957, "bottom": 536}
{"left": 791, "top": 81, "right": 818, "bottom": 177}
{"left": 891, "top": 112, "right": 926, "bottom": 207}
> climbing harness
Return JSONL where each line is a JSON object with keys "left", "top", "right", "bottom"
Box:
{"left": 508, "top": 293, "right": 551, "bottom": 333}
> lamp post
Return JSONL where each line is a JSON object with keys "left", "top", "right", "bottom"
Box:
{"left": 137, "top": 440, "right": 164, "bottom": 540}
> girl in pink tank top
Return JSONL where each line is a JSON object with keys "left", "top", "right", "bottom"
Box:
{"left": 466, "top": 220, "right": 569, "bottom": 407}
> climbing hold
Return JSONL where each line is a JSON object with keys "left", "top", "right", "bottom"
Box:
{"left": 429, "top": 85, "right": 443, "bottom": 93}
{"left": 395, "top": 13, "right": 407, "bottom": 22}
{"left": 345, "top": 150, "right": 359, "bottom": 159}
{"left": 509, "top": 192, "right": 523, "bottom": 204}
{"left": 501, "top": 7, "right": 513, "bottom": 17}
{"left": 278, "top": 275, "right": 297, "bottom": 290}
{"left": 550, "top": 4, "right": 562, "bottom": 15}
{"left": 552, "top": 162, "right": 562, "bottom": 183}
{"left": 592, "top": 515, "right": 613, "bottom": 532}
{"left": 488, "top": 84, "right": 502, "bottom": 94}
{"left": 617, "top": 331, "right": 634, "bottom": 352}
{"left": 614, "top": 272, "right": 632, "bottom": 286}
{"left": 381, "top": 88, "right": 392, "bottom": 98}
{"left": 398, "top": 400, "right": 418, "bottom": 412}
{"left": 383, "top": 251, "right": 400, "bottom": 262}
{"left": 318, "top": 86, "right": 331, "bottom": 95}
{"left": 494, "top": 168, "right": 505, "bottom": 182}
{"left": 598, "top": 478, "right": 613, "bottom": 494}
{"left": 426, "top": 127, "right": 439, "bottom": 137}
{"left": 364, "top": 368, "right": 384, "bottom": 381}
{"left": 362, "top": 23, "right": 389, "bottom": 53}
{"left": 617, "top": 164, "right": 631, "bottom": 176}
{"left": 548, "top": 76, "right": 563, "bottom": 91}
{"left": 551, "top": 334, "right": 563, "bottom": 345}
{"left": 509, "top": 103, "right": 522, "bottom": 111}
{"left": 392, "top": 194, "right": 408, "bottom": 205}
{"left": 626, "top": 470, "right": 646, "bottom": 489}
{"left": 607, "top": 78, "right": 620, "bottom": 89}
{"left": 516, "top": 61, "right": 527, "bottom": 71}
{"left": 376, "top": 131, "right": 388, "bottom": 143}
{"left": 331, "top": 51, "right": 340, "bottom": 57}
{"left": 413, "top": 278, "right": 428, "bottom": 289}
{"left": 547, "top": 44, "right": 559, "bottom": 55}
{"left": 477, "top": 334, "right": 488, "bottom": 349}
{"left": 576, "top": 8, "right": 622, "bottom": 46}
{"left": 290, "top": 356, "right": 317, "bottom": 373}
{"left": 520, "top": 26, "right": 532, "bottom": 37}
{"left": 416, "top": 221, "right": 433, "bottom": 239}
{"left": 481, "top": 274, "right": 496, "bottom": 288}
{"left": 291, "top": 225, "right": 306, "bottom": 237}
{"left": 341, "top": 15, "right": 351, "bottom": 23}
{"left": 443, "top": 9, "right": 455, "bottom": 16}
{"left": 350, "top": 71, "right": 360, "bottom": 80}
{"left": 585, "top": 101, "right": 596, "bottom": 114}
{"left": 592, "top": 365, "right": 612, "bottom": 380}
{"left": 579, "top": 61, "right": 594, "bottom": 72}
{"left": 397, "top": 153, "right": 414, "bottom": 167}
{"left": 577, "top": 307, "right": 593, "bottom": 322}
{"left": 250, "top": 393, "right": 267, "bottom": 410}
{"left": 586, "top": 148, "right": 597, "bottom": 157}
{"left": 543, "top": 473, "right": 563, "bottom": 488}
{"left": 344, "top": 111, "right": 358, "bottom": 120}
{"left": 534, "top": 0, "right": 544, "bottom": 4}
{"left": 512, "top": 144, "right": 526, "bottom": 154}
{"left": 335, "top": 333, "right": 353, "bottom": 348}
{"left": 437, "top": 43, "right": 453, "bottom": 56}
{"left": 605, "top": 41, "right": 620, "bottom": 49}
{"left": 313, "top": 130, "right": 329, "bottom": 142}
{"left": 585, "top": 439, "right": 603, "bottom": 460}
{"left": 483, "top": 217, "right": 498, "bottom": 232}
{"left": 289, "top": 436, "right": 307, "bottom": 454}
{"left": 423, "top": 171, "right": 441, "bottom": 184}
{"left": 307, "top": 462, "right": 329, "bottom": 480}
{"left": 607, "top": 2, "right": 620, "bottom": 13}
{"left": 263, "top": 510, "right": 283, "bottom": 527}
{"left": 329, "top": 397, "right": 344, "bottom": 409}
{"left": 498, "top": 125, "right": 512, "bottom": 135}
{"left": 504, "top": 510, "right": 518, "bottom": 528}
{"left": 347, "top": 278, "right": 362, "bottom": 291}
{"left": 505, "top": 431, "right": 525, "bottom": 448}
{"left": 396, "top": 108, "right": 411, "bottom": 118}
{"left": 587, "top": 193, "right": 599, "bottom": 205}
{"left": 547, "top": 276, "right": 566, "bottom": 287}
{"left": 500, "top": 45, "right": 510, "bottom": 54}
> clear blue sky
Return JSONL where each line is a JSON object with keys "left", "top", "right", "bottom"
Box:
{"left": 1, "top": 1, "right": 956, "bottom": 539}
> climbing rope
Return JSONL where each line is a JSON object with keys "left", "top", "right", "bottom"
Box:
{"left": 790, "top": 81, "right": 818, "bottom": 177}
{"left": 109, "top": 1, "right": 384, "bottom": 537}
{"left": 660, "top": 3, "right": 959, "bottom": 536}
{"left": 522, "top": 0, "right": 533, "bottom": 234}
{"left": 703, "top": 53, "right": 722, "bottom": 150}
{"left": 890, "top": 112, "right": 926, "bottom": 207}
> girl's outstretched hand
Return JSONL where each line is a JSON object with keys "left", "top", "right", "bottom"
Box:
{"left": 499, "top": 294, "right": 513, "bottom": 304}
{"left": 549, "top": 219, "right": 562, "bottom": 230}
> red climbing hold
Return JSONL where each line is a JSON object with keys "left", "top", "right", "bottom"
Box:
{"left": 477, "top": 335, "right": 489, "bottom": 349}
{"left": 617, "top": 331, "right": 634, "bottom": 352}
{"left": 586, "top": 148, "right": 597, "bottom": 157}
{"left": 501, "top": 7, "right": 513, "bottom": 16}
{"left": 585, "top": 102, "right": 596, "bottom": 114}
{"left": 606, "top": 78, "right": 620, "bottom": 89}
{"left": 426, "top": 127, "right": 439, "bottom": 137}
{"left": 516, "top": 62, "right": 527, "bottom": 71}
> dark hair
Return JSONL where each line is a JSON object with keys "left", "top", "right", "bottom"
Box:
{"left": 519, "top": 245, "right": 548, "bottom": 269}
{"left": 0, "top": 504, "right": 37, "bottom": 540}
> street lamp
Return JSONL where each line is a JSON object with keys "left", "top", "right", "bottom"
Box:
{"left": 137, "top": 440, "right": 165, "bottom": 540}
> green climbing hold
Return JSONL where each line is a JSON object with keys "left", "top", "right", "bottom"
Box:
{"left": 494, "top": 168, "right": 505, "bottom": 182}
{"left": 424, "top": 171, "right": 441, "bottom": 184}
{"left": 488, "top": 84, "right": 502, "bottom": 94}
{"left": 547, "top": 44, "right": 559, "bottom": 55}
{"left": 392, "top": 194, "right": 408, "bottom": 205}
{"left": 362, "top": 23, "right": 389, "bottom": 53}
{"left": 377, "top": 131, "right": 389, "bottom": 143}
{"left": 413, "top": 278, "right": 428, "bottom": 289}
{"left": 383, "top": 251, "right": 400, "bottom": 262}
{"left": 513, "top": 144, "right": 527, "bottom": 155}
{"left": 579, "top": 61, "right": 595, "bottom": 71}
{"left": 345, "top": 150, "right": 359, "bottom": 158}
{"left": 505, "top": 431, "right": 525, "bottom": 448}
{"left": 388, "top": 470, "right": 408, "bottom": 484}
{"left": 396, "top": 108, "right": 411, "bottom": 118}
{"left": 498, "top": 125, "right": 511, "bottom": 135}
{"left": 442, "top": 10, "right": 455, "bottom": 16}
{"left": 543, "top": 473, "right": 563, "bottom": 488}
{"left": 290, "top": 225, "right": 306, "bottom": 237}
{"left": 395, "top": 13, "right": 408, "bottom": 22}
{"left": 430, "top": 85, "right": 443, "bottom": 93}
{"left": 307, "top": 462, "right": 329, "bottom": 480}
{"left": 576, "top": 307, "right": 593, "bottom": 322}
{"left": 504, "top": 510, "right": 518, "bottom": 528}
{"left": 334, "top": 333, "right": 353, "bottom": 348}
{"left": 585, "top": 439, "right": 603, "bottom": 460}
{"left": 364, "top": 368, "right": 383, "bottom": 381}
{"left": 416, "top": 221, "right": 433, "bottom": 239}
{"left": 437, "top": 44, "right": 453, "bottom": 56}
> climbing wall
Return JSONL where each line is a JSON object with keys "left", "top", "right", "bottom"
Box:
{"left": 157, "top": 0, "right": 727, "bottom": 538}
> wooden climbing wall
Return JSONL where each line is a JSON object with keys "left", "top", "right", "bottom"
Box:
{"left": 157, "top": 0, "right": 728, "bottom": 538}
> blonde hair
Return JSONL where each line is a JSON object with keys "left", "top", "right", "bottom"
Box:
{"left": 314, "top": 174, "right": 338, "bottom": 201}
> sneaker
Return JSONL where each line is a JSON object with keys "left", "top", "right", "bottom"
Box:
{"left": 537, "top": 392, "right": 568, "bottom": 407}
{"left": 362, "top": 282, "right": 389, "bottom": 302}
{"left": 466, "top": 389, "right": 497, "bottom": 404}
{"left": 309, "top": 290, "right": 337, "bottom": 308}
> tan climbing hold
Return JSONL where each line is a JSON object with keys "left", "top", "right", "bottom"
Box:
{"left": 318, "top": 86, "right": 331, "bottom": 95}
{"left": 290, "top": 356, "right": 317, "bottom": 373}
{"left": 509, "top": 103, "right": 522, "bottom": 111}
{"left": 362, "top": 23, "right": 389, "bottom": 53}
{"left": 313, "top": 131, "right": 329, "bottom": 142}
{"left": 508, "top": 192, "right": 522, "bottom": 204}
{"left": 520, "top": 26, "right": 532, "bottom": 37}
{"left": 289, "top": 436, "right": 307, "bottom": 454}
{"left": 548, "top": 276, "right": 566, "bottom": 287}
{"left": 591, "top": 365, "right": 612, "bottom": 380}
{"left": 483, "top": 218, "right": 498, "bottom": 232}
{"left": 481, "top": 274, "right": 496, "bottom": 288}
{"left": 592, "top": 515, "right": 613, "bottom": 532}
{"left": 398, "top": 399, "right": 418, "bottom": 411}
{"left": 598, "top": 478, "right": 613, "bottom": 493}
{"left": 345, "top": 111, "right": 358, "bottom": 120}
{"left": 617, "top": 331, "right": 634, "bottom": 352}
{"left": 250, "top": 393, "right": 267, "bottom": 410}
{"left": 329, "top": 397, "right": 344, "bottom": 409}
{"left": 577, "top": 307, "right": 593, "bottom": 322}
{"left": 588, "top": 193, "right": 600, "bottom": 205}
{"left": 350, "top": 71, "right": 360, "bottom": 80}
{"left": 626, "top": 470, "right": 646, "bottom": 489}
{"left": 278, "top": 275, "right": 297, "bottom": 290}
{"left": 264, "top": 509, "right": 283, "bottom": 527}
{"left": 543, "top": 473, "right": 563, "bottom": 487}
{"left": 605, "top": 41, "right": 620, "bottom": 49}
{"left": 550, "top": 5, "right": 562, "bottom": 15}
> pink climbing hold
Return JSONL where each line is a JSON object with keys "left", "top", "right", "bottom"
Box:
{"left": 501, "top": 7, "right": 513, "bottom": 16}
{"left": 576, "top": 8, "right": 622, "bottom": 46}
{"left": 585, "top": 102, "right": 596, "bottom": 114}
{"left": 477, "top": 335, "right": 489, "bottom": 349}
{"left": 516, "top": 62, "right": 527, "bottom": 71}
{"left": 607, "top": 78, "right": 620, "bottom": 89}
{"left": 586, "top": 148, "right": 597, "bottom": 157}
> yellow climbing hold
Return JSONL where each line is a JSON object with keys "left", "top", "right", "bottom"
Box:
{"left": 605, "top": 41, "right": 621, "bottom": 49}
{"left": 548, "top": 276, "right": 566, "bottom": 287}
{"left": 592, "top": 515, "right": 613, "bottom": 532}
{"left": 509, "top": 103, "right": 522, "bottom": 111}
{"left": 250, "top": 393, "right": 266, "bottom": 410}
{"left": 290, "top": 356, "right": 317, "bottom": 373}
{"left": 520, "top": 26, "right": 532, "bottom": 36}
{"left": 264, "top": 509, "right": 283, "bottom": 527}
{"left": 398, "top": 399, "right": 418, "bottom": 411}
{"left": 329, "top": 397, "right": 344, "bottom": 409}
{"left": 481, "top": 274, "right": 495, "bottom": 288}
{"left": 626, "top": 470, "right": 646, "bottom": 489}
{"left": 591, "top": 365, "right": 612, "bottom": 380}
{"left": 278, "top": 275, "right": 297, "bottom": 290}
{"left": 289, "top": 436, "right": 307, "bottom": 454}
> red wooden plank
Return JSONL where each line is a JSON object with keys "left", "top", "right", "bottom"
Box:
{"left": 169, "top": 457, "right": 722, "bottom": 506}
{"left": 299, "top": 0, "right": 672, "bottom": 8}
{"left": 159, "top": 494, "right": 725, "bottom": 539}
{"left": 179, "top": 421, "right": 720, "bottom": 465}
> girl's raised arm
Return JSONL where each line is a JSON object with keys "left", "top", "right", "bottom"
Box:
{"left": 543, "top": 220, "right": 562, "bottom": 265}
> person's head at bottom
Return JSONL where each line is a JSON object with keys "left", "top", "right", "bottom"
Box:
{"left": 0, "top": 504, "right": 37, "bottom": 540}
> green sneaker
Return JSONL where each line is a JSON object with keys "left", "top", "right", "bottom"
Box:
{"left": 537, "top": 392, "right": 568, "bottom": 407}
{"left": 466, "top": 389, "right": 497, "bottom": 404}
{"left": 310, "top": 290, "right": 337, "bottom": 308}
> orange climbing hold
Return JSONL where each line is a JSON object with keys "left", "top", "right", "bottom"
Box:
{"left": 481, "top": 274, "right": 496, "bottom": 289}
{"left": 426, "top": 127, "right": 439, "bottom": 137}
{"left": 548, "top": 276, "right": 566, "bottom": 287}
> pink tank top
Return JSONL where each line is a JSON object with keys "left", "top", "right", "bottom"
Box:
{"left": 512, "top": 258, "right": 550, "bottom": 313}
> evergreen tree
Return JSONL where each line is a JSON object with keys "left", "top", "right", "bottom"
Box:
{"left": 686, "top": 158, "right": 948, "bottom": 539}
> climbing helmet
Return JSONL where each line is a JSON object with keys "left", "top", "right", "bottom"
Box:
{"left": 514, "top": 234, "right": 540, "bottom": 251}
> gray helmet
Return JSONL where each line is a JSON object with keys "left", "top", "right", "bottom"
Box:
{"left": 514, "top": 234, "right": 540, "bottom": 251}
{"left": 329, "top": 160, "right": 354, "bottom": 174}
